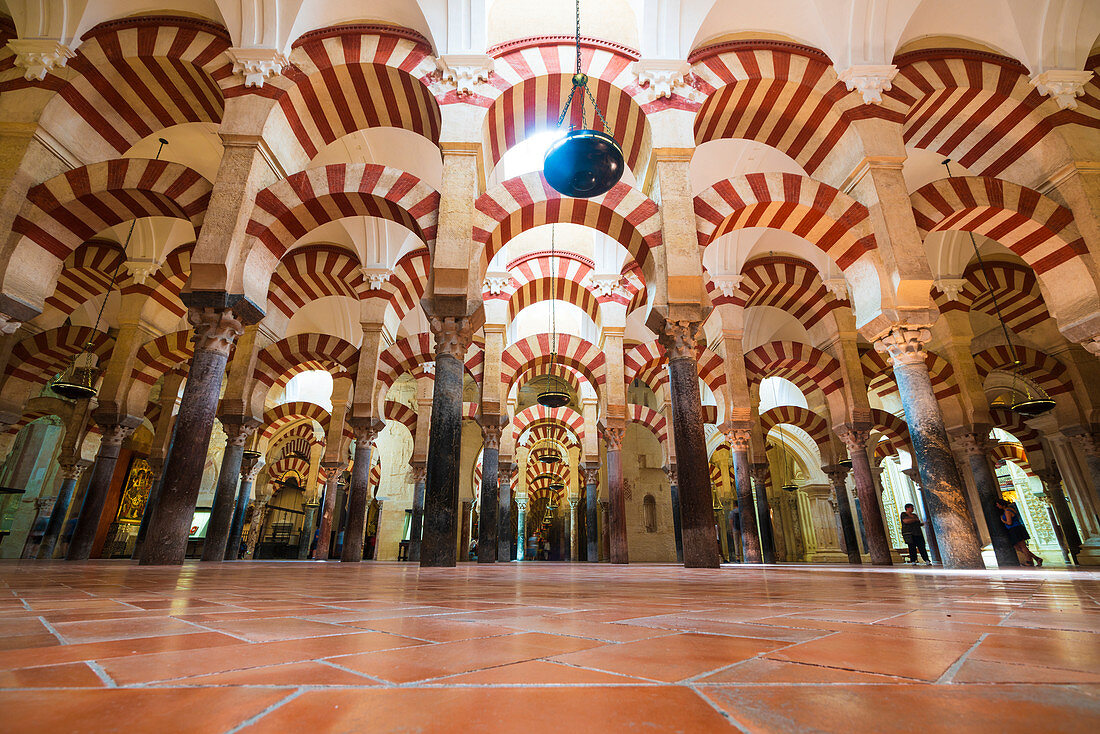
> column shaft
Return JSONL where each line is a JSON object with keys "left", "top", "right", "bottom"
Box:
{"left": 409, "top": 465, "right": 427, "bottom": 562}
{"left": 421, "top": 347, "right": 464, "bottom": 567}
{"left": 313, "top": 467, "right": 341, "bottom": 561}
{"left": 226, "top": 475, "right": 255, "bottom": 560}
{"left": 67, "top": 425, "right": 130, "bottom": 560}
{"left": 1040, "top": 471, "right": 1082, "bottom": 563}
{"left": 728, "top": 440, "right": 761, "bottom": 563}
{"left": 841, "top": 432, "right": 893, "bottom": 565}
{"left": 960, "top": 435, "right": 1020, "bottom": 567}
{"left": 341, "top": 433, "right": 375, "bottom": 563}
{"left": 516, "top": 503, "right": 527, "bottom": 560}
{"left": 298, "top": 503, "right": 319, "bottom": 559}
{"left": 478, "top": 426, "right": 501, "bottom": 563}
{"left": 584, "top": 467, "right": 599, "bottom": 562}
{"left": 497, "top": 466, "right": 512, "bottom": 561}
{"left": 827, "top": 468, "right": 862, "bottom": 564}
{"left": 752, "top": 463, "right": 776, "bottom": 563}
{"left": 202, "top": 421, "right": 254, "bottom": 561}
{"left": 569, "top": 500, "right": 579, "bottom": 560}
{"left": 38, "top": 466, "right": 83, "bottom": 560}
{"left": 604, "top": 435, "right": 628, "bottom": 564}
{"left": 665, "top": 466, "right": 683, "bottom": 563}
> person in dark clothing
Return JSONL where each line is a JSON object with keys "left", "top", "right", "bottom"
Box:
{"left": 900, "top": 503, "right": 930, "bottom": 564}
{"left": 995, "top": 498, "right": 1043, "bottom": 566}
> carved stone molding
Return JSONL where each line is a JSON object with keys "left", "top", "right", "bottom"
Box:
{"left": 725, "top": 428, "right": 752, "bottom": 452}
{"left": 361, "top": 268, "right": 392, "bottom": 290}
{"left": 481, "top": 422, "right": 503, "bottom": 450}
{"left": 1080, "top": 336, "right": 1100, "bottom": 357}
{"left": 0, "top": 312, "right": 21, "bottom": 335}
{"left": 633, "top": 59, "right": 690, "bottom": 99}
{"left": 59, "top": 460, "right": 87, "bottom": 481}
{"left": 823, "top": 278, "right": 849, "bottom": 301}
{"left": 436, "top": 53, "right": 494, "bottom": 95}
{"left": 483, "top": 274, "right": 511, "bottom": 294}
{"left": 873, "top": 325, "right": 932, "bottom": 367}
{"left": 226, "top": 47, "right": 288, "bottom": 88}
{"left": 837, "top": 64, "right": 899, "bottom": 105}
{"left": 350, "top": 418, "right": 382, "bottom": 446}
{"left": 657, "top": 320, "right": 702, "bottom": 362}
{"left": 220, "top": 418, "right": 260, "bottom": 448}
{"left": 711, "top": 276, "right": 743, "bottom": 298}
{"left": 587, "top": 274, "right": 627, "bottom": 298}
{"left": 98, "top": 424, "right": 135, "bottom": 448}
{"left": 8, "top": 39, "right": 74, "bottom": 82}
{"left": 189, "top": 308, "right": 244, "bottom": 357}
{"left": 934, "top": 278, "right": 968, "bottom": 302}
{"left": 240, "top": 452, "right": 263, "bottom": 481}
{"left": 824, "top": 464, "right": 850, "bottom": 486}
{"left": 584, "top": 465, "right": 601, "bottom": 485}
{"left": 1030, "top": 69, "right": 1094, "bottom": 110}
{"left": 429, "top": 315, "right": 475, "bottom": 360}
{"left": 410, "top": 462, "right": 427, "bottom": 484}
{"left": 601, "top": 425, "right": 625, "bottom": 451}
{"left": 663, "top": 464, "right": 677, "bottom": 484}
{"left": 836, "top": 428, "right": 870, "bottom": 453}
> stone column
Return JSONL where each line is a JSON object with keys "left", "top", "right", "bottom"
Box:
{"left": 584, "top": 464, "right": 599, "bottom": 562}
{"left": 202, "top": 418, "right": 258, "bottom": 562}
{"left": 245, "top": 493, "right": 271, "bottom": 558}
{"left": 226, "top": 451, "right": 261, "bottom": 560}
{"left": 956, "top": 431, "right": 1020, "bottom": 567}
{"left": 903, "top": 467, "right": 940, "bottom": 564}
{"left": 601, "top": 425, "right": 628, "bottom": 564}
{"left": 409, "top": 462, "right": 427, "bottom": 562}
{"left": 67, "top": 421, "right": 135, "bottom": 560}
{"left": 725, "top": 428, "right": 761, "bottom": 563}
{"left": 664, "top": 464, "right": 683, "bottom": 563}
{"left": 751, "top": 462, "right": 777, "bottom": 563}
{"left": 660, "top": 321, "right": 721, "bottom": 568}
{"left": 341, "top": 421, "right": 378, "bottom": 563}
{"left": 516, "top": 495, "right": 528, "bottom": 561}
{"left": 421, "top": 315, "right": 474, "bottom": 567}
{"left": 875, "top": 327, "right": 984, "bottom": 568}
{"left": 599, "top": 501, "right": 611, "bottom": 560}
{"left": 837, "top": 428, "right": 893, "bottom": 565}
{"left": 477, "top": 420, "right": 502, "bottom": 563}
{"left": 459, "top": 500, "right": 473, "bottom": 561}
{"left": 297, "top": 442, "right": 323, "bottom": 560}
{"left": 1038, "top": 467, "right": 1082, "bottom": 564}
{"left": 140, "top": 307, "right": 244, "bottom": 565}
{"left": 497, "top": 463, "right": 512, "bottom": 561}
{"left": 37, "top": 461, "right": 86, "bottom": 560}
{"left": 825, "top": 465, "right": 862, "bottom": 564}
{"left": 299, "top": 502, "right": 320, "bottom": 560}
{"left": 313, "top": 462, "right": 343, "bottom": 561}
{"left": 1066, "top": 431, "right": 1100, "bottom": 511}
{"left": 568, "top": 497, "right": 580, "bottom": 561}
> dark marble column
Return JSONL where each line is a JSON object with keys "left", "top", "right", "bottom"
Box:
{"left": 67, "top": 421, "right": 135, "bottom": 560}
{"left": 1038, "top": 467, "right": 1082, "bottom": 564}
{"left": 202, "top": 419, "right": 257, "bottom": 562}
{"left": 516, "top": 496, "right": 528, "bottom": 560}
{"left": 226, "top": 451, "right": 260, "bottom": 560}
{"left": 903, "top": 467, "right": 941, "bottom": 564}
{"left": 877, "top": 327, "right": 984, "bottom": 569}
{"left": 838, "top": 429, "right": 893, "bottom": 565}
{"left": 584, "top": 464, "right": 599, "bottom": 562}
{"left": 664, "top": 464, "right": 683, "bottom": 563}
{"left": 409, "top": 462, "right": 426, "bottom": 562}
{"left": 599, "top": 500, "right": 610, "bottom": 561}
{"left": 421, "top": 316, "right": 474, "bottom": 568}
{"left": 956, "top": 430, "right": 1020, "bottom": 567}
{"left": 38, "top": 461, "right": 86, "bottom": 560}
{"left": 341, "top": 421, "right": 378, "bottom": 563}
{"left": 459, "top": 500, "right": 473, "bottom": 561}
{"left": 313, "top": 462, "right": 343, "bottom": 561}
{"left": 825, "top": 465, "right": 862, "bottom": 564}
{"left": 601, "top": 425, "right": 628, "bottom": 564}
{"left": 135, "top": 431, "right": 177, "bottom": 557}
{"left": 751, "top": 462, "right": 776, "bottom": 563}
{"left": 299, "top": 502, "right": 319, "bottom": 559}
{"left": 726, "top": 429, "right": 761, "bottom": 563}
{"left": 1066, "top": 431, "right": 1100, "bottom": 511}
{"left": 660, "top": 321, "right": 721, "bottom": 568}
{"left": 477, "top": 421, "right": 502, "bottom": 563}
{"left": 497, "top": 464, "right": 512, "bottom": 561}
{"left": 141, "top": 308, "right": 244, "bottom": 565}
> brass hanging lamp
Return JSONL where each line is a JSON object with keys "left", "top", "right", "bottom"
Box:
{"left": 537, "top": 224, "right": 572, "bottom": 408}
{"left": 543, "top": 0, "right": 624, "bottom": 198}
{"left": 774, "top": 425, "right": 799, "bottom": 492}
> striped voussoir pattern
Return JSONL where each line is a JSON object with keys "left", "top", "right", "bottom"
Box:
{"left": 521, "top": 423, "right": 580, "bottom": 451}
{"left": 759, "top": 405, "right": 830, "bottom": 449}
{"left": 500, "top": 334, "right": 607, "bottom": 394}
{"left": 122, "top": 245, "right": 192, "bottom": 320}
{"left": 254, "top": 333, "right": 359, "bottom": 389}
{"left": 512, "top": 362, "right": 586, "bottom": 398}
{"left": 132, "top": 329, "right": 192, "bottom": 386}
{"left": 44, "top": 241, "right": 127, "bottom": 317}
{"left": 268, "top": 454, "right": 312, "bottom": 485}
{"left": 376, "top": 333, "right": 434, "bottom": 391}
{"left": 526, "top": 460, "right": 572, "bottom": 487}
{"left": 888, "top": 50, "right": 1100, "bottom": 179}
{"left": 275, "top": 25, "right": 440, "bottom": 160}
{"left": 383, "top": 399, "right": 417, "bottom": 437}
{"left": 694, "top": 172, "right": 875, "bottom": 270}
{"left": 624, "top": 341, "right": 667, "bottom": 396}
{"left": 989, "top": 407, "right": 1043, "bottom": 459}
{"left": 12, "top": 159, "right": 211, "bottom": 260}
{"left": 246, "top": 163, "right": 439, "bottom": 259}
{"left": 4, "top": 326, "right": 114, "bottom": 386}
{"left": 911, "top": 176, "right": 1086, "bottom": 275}
{"left": 744, "top": 341, "right": 844, "bottom": 396}
{"left": 714, "top": 255, "right": 848, "bottom": 328}
{"left": 869, "top": 408, "right": 913, "bottom": 457}
{"left": 512, "top": 404, "right": 585, "bottom": 446}
{"left": 269, "top": 422, "right": 323, "bottom": 451}
{"left": 860, "top": 346, "right": 960, "bottom": 401}
{"left": 990, "top": 441, "right": 1034, "bottom": 475}
{"left": 473, "top": 173, "right": 661, "bottom": 271}
{"left": 933, "top": 260, "right": 1050, "bottom": 332}
{"left": 627, "top": 404, "right": 669, "bottom": 449}
{"left": 260, "top": 401, "right": 331, "bottom": 442}
{"left": 971, "top": 345, "right": 1072, "bottom": 396}
{"left": 267, "top": 245, "right": 362, "bottom": 316}
{"left": 490, "top": 252, "right": 601, "bottom": 323}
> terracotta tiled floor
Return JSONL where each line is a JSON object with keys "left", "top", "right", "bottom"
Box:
{"left": 1, "top": 561, "right": 1098, "bottom": 733}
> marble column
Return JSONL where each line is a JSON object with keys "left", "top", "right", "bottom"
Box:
{"left": 602, "top": 425, "right": 628, "bottom": 564}
{"left": 825, "top": 466, "right": 862, "bottom": 564}
{"left": 837, "top": 429, "right": 893, "bottom": 565}
{"left": 584, "top": 464, "right": 599, "bottom": 562}
{"left": 956, "top": 430, "right": 1020, "bottom": 567}
{"left": 226, "top": 451, "right": 261, "bottom": 560}
{"left": 726, "top": 428, "right": 761, "bottom": 563}
{"left": 421, "top": 316, "right": 474, "bottom": 568}
{"left": 751, "top": 462, "right": 776, "bottom": 563}
{"left": 409, "top": 462, "right": 426, "bottom": 562}
{"left": 37, "top": 461, "right": 86, "bottom": 560}
{"left": 67, "top": 421, "right": 135, "bottom": 561}
{"left": 876, "top": 327, "right": 984, "bottom": 568}
{"left": 202, "top": 419, "right": 257, "bottom": 562}
{"left": 497, "top": 464, "right": 512, "bottom": 561}
{"left": 313, "top": 462, "right": 343, "bottom": 561}
{"left": 341, "top": 421, "right": 378, "bottom": 563}
{"left": 568, "top": 497, "right": 580, "bottom": 561}
{"left": 599, "top": 501, "right": 610, "bottom": 560}
{"left": 660, "top": 321, "right": 721, "bottom": 568}
{"left": 664, "top": 465, "right": 684, "bottom": 563}
{"left": 141, "top": 308, "right": 244, "bottom": 565}
{"left": 478, "top": 421, "right": 503, "bottom": 563}
{"left": 1066, "top": 431, "right": 1100, "bottom": 511}
{"left": 299, "top": 503, "right": 320, "bottom": 559}
{"left": 459, "top": 500, "right": 473, "bottom": 561}
{"left": 516, "top": 496, "right": 528, "bottom": 561}
{"left": 245, "top": 493, "right": 271, "bottom": 558}
{"left": 903, "top": 467, "right": 941, "bottom": 564}
{"left": 1038, "top": 467, "right": 1082, "bottom": 563}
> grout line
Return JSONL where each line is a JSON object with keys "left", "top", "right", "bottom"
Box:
{"left": 37, "top": 615, "right": 68, "bottom": 644}
{"left": 935, "top": 632, "right": 989, "bottom": 684}
{"left": 85, "top": 660, "right": 118, "bottom": 688}
{"left": 224, "top": 688, "right": 304, "bottom": 734}
{"left": 689, "top": 684, "right": 751, "bottom": 732}
{"left": 316, "top": 659, "right": 395, "bottom": 686}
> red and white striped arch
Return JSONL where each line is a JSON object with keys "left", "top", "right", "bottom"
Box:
{"left": 377, "top": 333, "right": 432, "bottom": 392}
{"left": 869, "top": 408, "right": 912, "bottom": 456}
{"left": 11, "top": 159, "right": 211, "bottom": 260}
{"left": 3, "top": 326, "right": 113, "bottom": 387}
{"left": 933, "top": 260, "right": 1050, "bottom": 333}
{"left": 991, "top": 442, "right": 1035, "bottom": 476}
{"left": 131, "top": 329, "right": 192, "bottom": 386}
{"left": 271, "top": 25, "right": 441, "bottom": 160}
{"left": 887, "top": 50, "right": 1099, "bottom": 179}
{"left": 511, "top": 404, "right": 584, "bottom": 446}
{"left": 383, "top": 399, "right": 417, "bottom": 437}
{"left": 500, "top": 334, "right": 607, "bottom": 395}
{"left": 521, "top": 424, "right": 579, "bottom": 451}
{"left": 261, "top": 401, "right": 331, "bottom": 442}
{"left": 911, "top": 177, "right": 1086, "bottom": 278}
{"left": 487, "top": 251, "right": 601, "bottom": 323}
{"left": 624, "top": 341, "right": 667, "bottom": 394}
{"left": 690, "top": 42, "right": 881, "bottom": 176}
{"left": 123, "top": 245, "right": 192, "bottom": 321}
{"left": 512, "top": 362, "right": 586, "bottom": 398}
{"left": 268, "top": 420, "right": 325, "bottom": 450}
{"left": 44, "top": 241, "right": 128, "bottom": 317}
{"left": 383, "top": 248, "right": 430, "bottom": 323}
{"left": 267, "top": 245, "right": 362, "bottom": 317}
{"left": 246, "top": 164, "right": 439, "bottom": 260}
{"left": 268, "top": 455, "right": 313, "bottom": 485}
{"left": 989, "top": 406, "right": 1044, "bottom": 459}
{"left": 861, "top": 346, "right": 960, "bottom": 401}
{"left": 759, "top": 405, "right": 830, "bottom": 449}
{"left": 253, "top": 334, "right": 359, "bottom": 390}
{"left": 473, "top": 173, "right": 661, "bottom": 273}
{"left": 972, "top": 345, "right": 1072, "bottom": 397}
{"left": 744, "top": 341, "right": 844, "bottom": 396}
{"left": 627, "top": 404, "right": 669, "bottom": 448}
{"left": 695, "top": 172, "right": 875, "bottom": 270}
{"left": 716, "top": 255, "right": 848, "bottom": 329}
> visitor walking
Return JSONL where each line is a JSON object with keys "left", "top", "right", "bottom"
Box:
{"left": 995, "top": 498, "right": 1043, "bottom": 566}
{"left": 899, "top": 503, "right": 930, "bottom": 564}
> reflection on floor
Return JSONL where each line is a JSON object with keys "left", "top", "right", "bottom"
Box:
{"left": 0, "top": 561, "right": 1098, "bottom": 733}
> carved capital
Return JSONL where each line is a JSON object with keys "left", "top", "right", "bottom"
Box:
{"left": 429, "top": 315, "right": 475, "bottom": 361}
{"left": 837, "top": 64, "right": 899, "bottom": 105}
{"left": 7, "top": 39, "right": 75, "bottom": 82}
{"left": 823, "top": 278, "right": 849, "bottom": 301}
{"left": 480, "top": 422, "right": 504, "bottom": 450}
{"left": 725, "top": 428, "right": 752, "bottom": 452}
{"left": 189, "top": 307, "right": 244, "bottom": 357}
{"left": 483, "top": 274, "right": 511, "bottom": 295}
{"left": 350, "top": 418, "right": 382, "bottom": 445}
{"left": 97, "top": 423, "right": 135, "bottom": 448}
{"left": 837, "top": 428, "right": 870, "bottom": 453}
{"left": 59, "top": 460, "right": 87, "bottom": 481}
{"left": 824, "top": 464, "right": 850, "bottom": 486}
{"left": 710, "top": 275, "right": 743, "bottom": 298}
{"left": 663, "top": 464, "right": 676, "bottom": 484}
{"left": 601, "top": 425, "right": 625, "bottom": 451}
{"left": 632, "top": 59, "right": 690, "bottom": 99}
{"left": 873, "top": 325, "right": 932, "bottom": 367}
{"left": 436, "top": 53, "right": 494, "bottom": 95}
{"left": 220, "top": 417, "right": 260, "bottom": 448}
{"left": 226, "top": 47, "right": 288, "bottom": 88}
{"left": 410, "top": 462, "right": 427, "bottom": 483}
{"left": 657, "top": 320, "right": 702, "bottom": 362}
{"left": 934, "top": 278, "right": 969, "bottom": 302}
{"left": 1030, "top": 69, "right": 1094, "bottom": 110}
{"left": 361, "top": 268, "right": 392, "bottom": 290}
{"left": 584, "top": 465, "right": 601, "bottom": 485}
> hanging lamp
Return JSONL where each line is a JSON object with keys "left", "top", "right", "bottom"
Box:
{"left": 537, "top": 224, "right": 572, "bottom": 408}
{"left": 774, "top": 425, "right": 799, "bottom": 492}
{"left": 542, "top": 0, "right": 624, "bottom": 198}
{"left": 534, "top": 444, "right": 562, "bottom": 464}
{"left": 942, "top": 160, "right": 1054, "bottom": 418}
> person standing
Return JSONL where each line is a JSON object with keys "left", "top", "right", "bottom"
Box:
{"left": 995, "top": 498, "right": 1043, "bottom": 566}
{"left": 900, "top": 503, "right": 930, "bottom": 564}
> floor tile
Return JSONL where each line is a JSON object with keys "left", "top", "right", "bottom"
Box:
{"left": 52, "top": 615, "right": 202, "bottom": 644}
{"left": 0, "top": 661, "right": 106, "bottom": 688}
{"left": 194, "top": 616, "right": 352, "bottom": 642}
{"left": 437, "top": 659, "right": 650, "bottom": 684}
{"left": 767, "top": 630, "right": 974, "bottom": 681}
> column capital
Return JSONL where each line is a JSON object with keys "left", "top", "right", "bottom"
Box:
{"left": 1029, "top": 69, "right": 1094, "bottom": 110}
{"left": 429, "top": 314, "right": 475, "bottom": 360}
{"left": 823, "top": 464, "right": 850, "bottom": 485}
{"left": 724, "top": 427, "right": 752, "bottom": 452}
{"left": 218, "top": 416, "right": 260, "bottom": 447}
{"left": 7, "top": 39, "right": 75, "bottom": 81}
{"left": 189, "top": 307, "right": 244, "bottom": 357}
{"left": 953, "top": 429, "right": 992, "bottom": 457}
{"left": 663, "top": 464, "right": 677, "bottom": 484}
{"left": 836, "top": 64, "right": 899, "bottom": 105}
{"left": 349, "top": 417, "right": 384, "bottom": 445}
{"left": 226, "top": 47, "right": 288, "bottom": 88}
{"left": 872, "top": 325, "right": 933, "bottom": 367}
{"left": 599, "top": 424, "right": 626, "bottom": 451}
{"left": 410, "top": 461, "right": 427, "bottom": 484}
{"left": 656, "top": 319, "right": 702, "bottom": 363}
{"left": 584, "top": 464, "right": 601, "bottom": 485}
{"left": 478, "top": 415, "right": 507, "bottom": 449}
{"left": 240, "top": 451, "right": 263, "bottom": 481}
{"left": 836, "top": 427, "right": 870, "bottom": 452}
{"left": 58, "top": 459, "right": 88, "bottom": 481}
